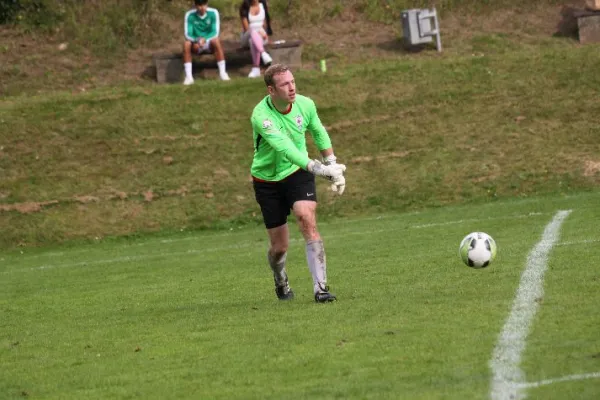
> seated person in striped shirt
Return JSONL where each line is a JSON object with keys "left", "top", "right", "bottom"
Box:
{"left": 183, "top": 0, "right": 230, "bottom": 84}
{"left": 239, "top": 0, "right": 273, "bottom": 79}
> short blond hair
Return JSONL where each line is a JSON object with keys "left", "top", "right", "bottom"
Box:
{"left": 264, "top": 64, "right": 291, "bottom": 87}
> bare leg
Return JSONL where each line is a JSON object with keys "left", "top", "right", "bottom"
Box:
{"left": 293, "top": 200, "right": 320, "bottom": 242}
{"left": 210, "top": 37, "right": 225, "bottom": 62}
{"left": 183, "top": 40, "right": 194, "bottom": 63}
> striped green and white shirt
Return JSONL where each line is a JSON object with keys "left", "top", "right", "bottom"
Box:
{"left": 184, "top": 7, "right": 220, "bottom": 42}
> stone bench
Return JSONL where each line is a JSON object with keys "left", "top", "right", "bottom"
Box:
{"left": 153, "top": 39, "right": 303, "bottom": 84}
{"left": 573, "top": 8, "right": 600, "bottom": 44}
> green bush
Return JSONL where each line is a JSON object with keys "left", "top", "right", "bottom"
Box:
{"left": 0, "top": 0, "right": 20, "bottom": 24}
{"left": 0, "top": 0, "right": 64, "bottom": 30}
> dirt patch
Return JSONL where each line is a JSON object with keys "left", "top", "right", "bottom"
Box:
{"left": 0, "top": 200, "right": 59, "bottom": 214}
{"left": 0, "top": 185, "right": 196, "bottom": 214}
{"left": 327, "top": 115, "right": 394, "bottom": 132}
{"left": 583, "top": 160, "right": 600, "bottom": 176}
{"left": 143, "top": 190, "right": 155, "bottom": 202}
{"left": 74, "top": 195, "right": 100, "bottom": 204}
{"left": 350, "top": 151, "right": 411, "bottom": 164}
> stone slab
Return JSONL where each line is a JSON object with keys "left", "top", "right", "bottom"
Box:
{"left": 153, "top": 39, "right": 303, "bottom": 84}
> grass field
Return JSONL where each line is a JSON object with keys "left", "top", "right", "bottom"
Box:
{"left": 2, "top": 191, "right": 599, "bottom": 399}
{"left": 2, "top": 1, "right": 600, "bottom": 398}
{"left": 2, "top": 40, "right": 600, "bottom": 248}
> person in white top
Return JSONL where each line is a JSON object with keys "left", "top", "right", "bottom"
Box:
{"left": 239, "top": 0, "right": 273, "bottom": 78}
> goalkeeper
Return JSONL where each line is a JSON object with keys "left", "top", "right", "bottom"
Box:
{"left": 250, "top": 63, "right": 346, "bottom": 303}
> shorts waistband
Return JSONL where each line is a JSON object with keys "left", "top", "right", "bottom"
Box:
{"left": 252, "top": 168, "right": 303, "bottom": 183}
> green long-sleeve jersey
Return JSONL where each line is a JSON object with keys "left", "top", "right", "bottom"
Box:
{"left": 250, "top": 94, "right": 333, "bottom": 181}
{"left": 184, "top": 8, "right": 220, "bottom": 42}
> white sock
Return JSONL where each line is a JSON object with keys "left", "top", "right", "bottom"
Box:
{"left": 268, "top": 251, "right": 288, "bottom": 287}
{"left": 305, "top": 240, "right": 327, "bottom": 294}
{"left": 184, "top": 62, "right": 192, "bottom": 79}
{"left": 217, "top": 60, "right": 226, "bottom": 75}
{"left": 251, "top": 67, "right": 260, "bottom": 74}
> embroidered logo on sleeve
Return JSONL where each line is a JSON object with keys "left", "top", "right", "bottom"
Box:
{"left": 262, "top": 119, "right": 273, "bottom": 129}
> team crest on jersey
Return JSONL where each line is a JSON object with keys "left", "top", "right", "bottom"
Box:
{"left": 262, "top": 119, "right": 273, "bottom": 130}
{"left": 295, "top": 115, "right": 303, "bottom": 130}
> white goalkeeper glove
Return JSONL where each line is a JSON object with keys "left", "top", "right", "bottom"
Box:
{"left": 322, "top": 154, "right": 337, "bottom": 165}
{"left": 330, "top": 174, "right": 346, "bottom": 195}
{"left": 307, "top": 159, "right": 346, "bottom": 195}
{"left": 321, "top": 154, "right": 345, "bottom": 195}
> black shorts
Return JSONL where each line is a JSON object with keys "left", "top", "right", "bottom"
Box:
{"left": 253, "top": 169, "right": 317, "bottom": 229}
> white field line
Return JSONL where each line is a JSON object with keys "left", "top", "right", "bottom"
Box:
{"left": 410, "top": 212, "right": 543, "bottom": 229}
{"left": 556, "top": 238, "right": 600, "bottom": 246}
{"left": 30, "top": 242, "right": 260, "bottom": 271}
{"left": 4, "top": 213, "right": 407, "bottom": 259}
{"left": 489, "top": 210, "right": 572, "bottom": 400}
{"left": 7, "top": 230, "right": 390, "bottom": 273}
{"left": 0, "top": 211, "right": 552, "bottom": 274}
{"left": 517, "top": 371, "right": 600, "bottom": 389}
{"left": 0, "top": 216, "right": 401, "bottom": 261}
{"left": 3, "top": 211, "right": 550, "bottom": 263}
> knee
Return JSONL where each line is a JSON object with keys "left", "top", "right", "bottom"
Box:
{"left": 296, "top": 211, "right": 314, "bottom": 226}
{"left": 250, "top": 32, "right": 262, "bottom": 45}
{"left": 297, "top": 215, "right": 319, "bottom": 238}
{"left": 270, "top": 247, "right": 288, "bottom": 258}
{"left": 269, "top": 233, "right": 288, "bottom": 255}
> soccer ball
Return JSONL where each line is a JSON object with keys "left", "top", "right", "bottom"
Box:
{"left": 459, "top": 232, "right": 497, "bottom": 268}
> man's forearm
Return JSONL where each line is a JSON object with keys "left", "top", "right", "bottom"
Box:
{"left": 320, "top": 148, "right": 334, "bottom": 158}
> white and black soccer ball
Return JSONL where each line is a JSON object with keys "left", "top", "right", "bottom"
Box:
{"left": 459, "top": 232, "right": 497, "bottom": 268}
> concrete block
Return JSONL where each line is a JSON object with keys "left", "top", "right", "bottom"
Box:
{"left": 267, "top": 40, "right": 303, "bottom": 68}
{"left": 153, "top": 54, "right": 183, "bottom": 84}
{"left": 152, "top": 40, "right": 303, "bottom": 84}
{"left": 578, "top": 14, "right": 600, "bottom": 43}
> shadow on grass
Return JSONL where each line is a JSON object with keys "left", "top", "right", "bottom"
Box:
{"left": 553, "top": 5, "right": 581, "bottom": 40}
{"left": 376, "top": 38, "right": 437, "bottom": 54}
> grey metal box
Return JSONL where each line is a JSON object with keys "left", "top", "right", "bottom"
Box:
{"left": 401, "top": 8, "right": 442, "bottom": 52}
{"left": 402, "top": 9, "right": 433, "bottom": 45}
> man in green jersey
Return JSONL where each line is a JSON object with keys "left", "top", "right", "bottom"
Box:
{"left": 183, "top": 0, "right": 230, "bottom": 84}
{"left": 250, "top": 64, "right": 347, "bottom": 303}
